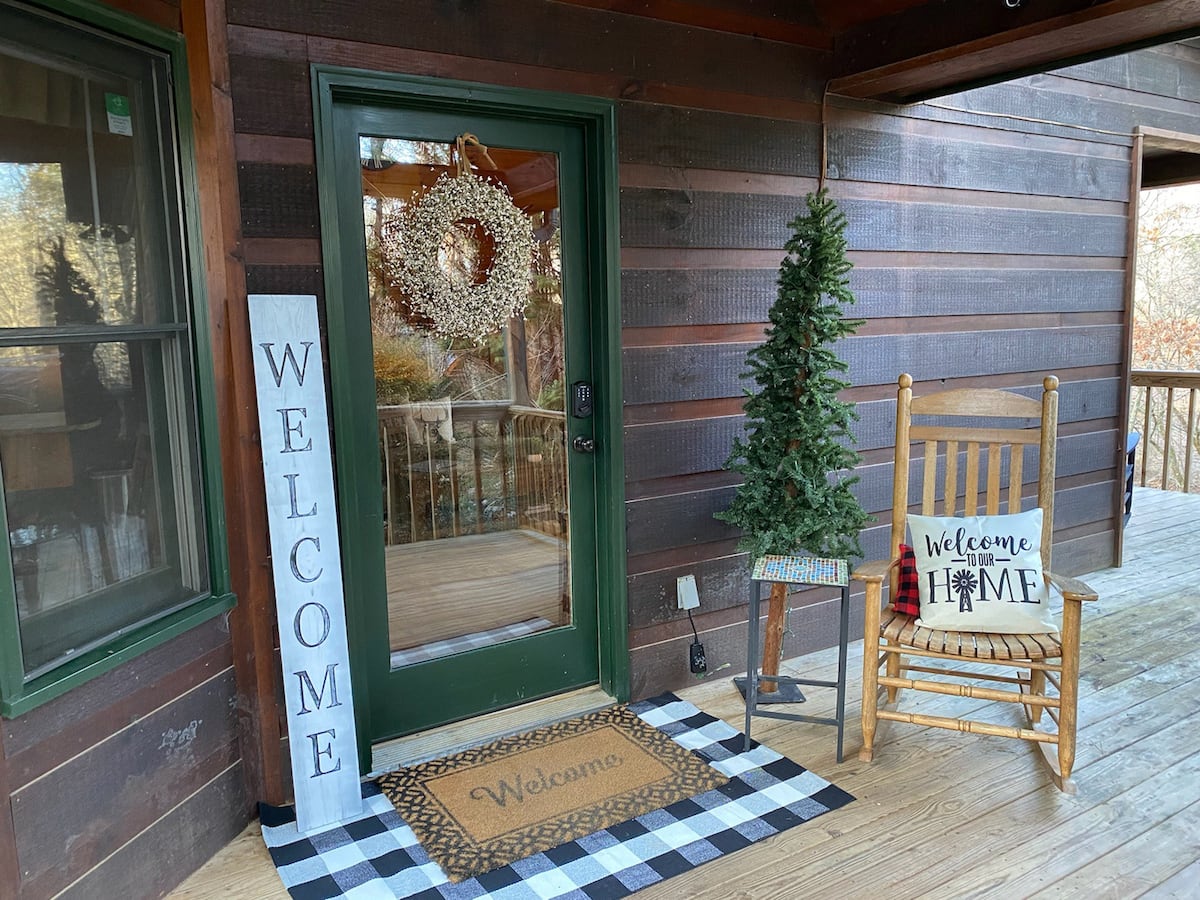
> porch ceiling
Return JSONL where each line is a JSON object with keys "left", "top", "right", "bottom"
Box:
{"left": 555, "top": 0, "right": 1200, "bottom": 103}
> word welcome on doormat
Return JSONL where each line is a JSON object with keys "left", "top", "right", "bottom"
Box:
{"left": 464, "top": 741, "right": 626, "bottom": 809}
{"left": 261, "top": 693, "right": 854, "bottom": 900}
{"left": 377, "top": 705, "right": 728, "bottom": 881}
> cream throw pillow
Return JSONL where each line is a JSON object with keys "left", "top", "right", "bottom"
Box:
{"left": 909, "top": 510, "right": 1056, "bottom": 634}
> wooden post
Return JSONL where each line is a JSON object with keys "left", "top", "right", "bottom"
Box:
{"left": 180, "top": 0, "right": 285, "bottom": 805}
{"left": 759, "top": 580, "right": 788, "bottom": 692}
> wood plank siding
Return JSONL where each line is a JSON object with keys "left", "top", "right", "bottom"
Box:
{"left": 621, "top": 44, "right": 1192, "bottom": 694}
{"left": 217, "top": 0, "right": 1200, "bottom": 700}
{"left": 0, "top": 619, "right": 248, "bottom": 899}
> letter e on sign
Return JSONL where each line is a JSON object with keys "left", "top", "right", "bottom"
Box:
{"left": 248, "top": 295, "right": 361, "bottom": 834}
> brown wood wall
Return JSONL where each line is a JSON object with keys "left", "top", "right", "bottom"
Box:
{"left": 625, "top": 42, "right": 1200, "bottom": 694}
{"left": 0, "top": 618, "right": 248, "bottom": 899}
{"left": 219, "top": 1, "right": 1200, "bottom": 701}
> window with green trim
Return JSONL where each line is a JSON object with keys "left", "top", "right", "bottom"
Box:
{"left": 0, "top": 0, "right": 227, "bottom": 704}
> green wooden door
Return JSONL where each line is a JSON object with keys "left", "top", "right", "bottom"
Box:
{"left": 317, "top": 73, "right": 625, "bottom": 752}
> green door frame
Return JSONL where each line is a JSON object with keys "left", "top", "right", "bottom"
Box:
{"left": 311, "top": 66, "right": 627, "bottom": 763}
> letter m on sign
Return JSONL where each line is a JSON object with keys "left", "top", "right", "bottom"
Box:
{"left": 295, "top": 663, "right": 343, "bottom": 714}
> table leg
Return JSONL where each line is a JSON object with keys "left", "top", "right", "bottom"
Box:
{"left": 744, "top": 580, "right": 762, "bottom": 751}
{"left": 835, "top": 583, "right": 850, "bottom": 763}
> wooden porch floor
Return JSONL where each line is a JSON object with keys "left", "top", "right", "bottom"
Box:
{"left": 170, "top": 487, "right": 1200, "bottom": 899}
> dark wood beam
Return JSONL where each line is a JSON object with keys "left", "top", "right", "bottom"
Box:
{"left": 1133, "top": 125, "right": 1200, "bottom": 187}
{"left": 1142, "top": 151, "right": 1200, "bottom": 188}
{"left": 550, "top": 0, "right": 832, "bottom": 48}
{"left": 1139, "top": 125, "right": 1200, "bottom": 155}
{"left": 830, "top": 0, "right": 1200, "bottom": 103}
{"left": 809, "top": 0, "right": 928, "bottom": 33}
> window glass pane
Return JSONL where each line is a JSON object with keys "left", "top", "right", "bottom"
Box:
{"left": 0, "top": 3, "right": 210, "bottom": 684}
{"left": 0, "top": 338, "right": 208, "bottom": 676}
{"left": 0, "top": 24, "right": 170, "bottom": 326}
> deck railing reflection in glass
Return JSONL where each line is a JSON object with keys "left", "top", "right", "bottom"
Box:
{"left": 378, "top": 400, "right": 567, "bottom": 545}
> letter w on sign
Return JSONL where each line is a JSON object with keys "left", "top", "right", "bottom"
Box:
{"left": 248, "top": 295, "right": 361, "bottom": 834}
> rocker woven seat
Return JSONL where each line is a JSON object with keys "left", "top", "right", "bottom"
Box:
{"left": 879, "top": 607, "right": 1062, "bottom": 661}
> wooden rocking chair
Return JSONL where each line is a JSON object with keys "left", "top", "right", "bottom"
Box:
{"left": 853, "top": 374, "right": 1099, "bottom": 792}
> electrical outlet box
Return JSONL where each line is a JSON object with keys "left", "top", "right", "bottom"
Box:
{"left": 677, "top": 574, "right": 700, "bottom": 610}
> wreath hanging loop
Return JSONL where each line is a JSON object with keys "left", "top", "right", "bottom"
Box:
{"left": 452, "top": 133, "right": 497, "bottom": 176}
{"left": 383, "top": 133, "right": 535, "bottom": 344}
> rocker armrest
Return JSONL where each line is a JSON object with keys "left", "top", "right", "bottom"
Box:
{"left": 852, "top": 558, "right": 898, "bottom": 583}
{"left": 1046, "top": 570, "right": 1099, "bottom": 602}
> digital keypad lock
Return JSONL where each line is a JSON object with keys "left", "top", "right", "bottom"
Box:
{"left": 571, "top": 381, "right": 594, "bottom": 418}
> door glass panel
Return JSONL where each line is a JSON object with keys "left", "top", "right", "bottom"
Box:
{"left": 359, "top": 136, "right": 569, "bottom": 669}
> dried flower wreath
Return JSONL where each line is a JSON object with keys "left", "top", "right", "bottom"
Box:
{"left": 384, "top": 134, "right": 535, "bottom": 343}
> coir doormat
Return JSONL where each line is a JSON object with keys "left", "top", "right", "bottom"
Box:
{"left": 376, "top": 705, "right": 728, "bottom": 882}
{"left": 260, "top": 693, "right": 854, "bottom": 900}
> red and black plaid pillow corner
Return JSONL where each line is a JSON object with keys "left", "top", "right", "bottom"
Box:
{"left": 893, "top": 543, "right": 920, "bottom": 616}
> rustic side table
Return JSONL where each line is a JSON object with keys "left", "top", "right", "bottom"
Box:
{"left": 739, "top": 555, "right": 851, "bottom": 762}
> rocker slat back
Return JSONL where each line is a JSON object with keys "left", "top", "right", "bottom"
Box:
{"left": 890, "top": 375, "right": 1059, "bottom": 571}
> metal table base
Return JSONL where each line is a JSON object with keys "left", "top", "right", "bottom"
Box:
{"left": 741, "top": 557, "right": 851, "bottom": 763}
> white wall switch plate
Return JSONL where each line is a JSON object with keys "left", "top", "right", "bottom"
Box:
{"left": 677, "top": 574, "right": 700, "bottom": 610}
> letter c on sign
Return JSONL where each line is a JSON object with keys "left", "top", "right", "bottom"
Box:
{"left": 290, "top": 536, "right": 323, "bottom": 583}
{"left": 294, "top": 601, "right": 331, "bottom": 648}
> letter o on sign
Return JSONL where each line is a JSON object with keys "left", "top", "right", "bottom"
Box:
{"left": 294, "top": 601, "right": 331, "bottom": 648}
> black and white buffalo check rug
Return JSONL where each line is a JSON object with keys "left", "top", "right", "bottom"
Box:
{"left": 259, "top": 693, "right": 854, "bottom": 899}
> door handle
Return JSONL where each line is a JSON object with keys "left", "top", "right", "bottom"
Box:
{"left": 572, "top": 436, "right": 596, "bottom": 453}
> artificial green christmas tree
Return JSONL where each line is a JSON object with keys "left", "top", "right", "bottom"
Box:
{"left": 718, "top": 189, "right": 869, "bottom": 689}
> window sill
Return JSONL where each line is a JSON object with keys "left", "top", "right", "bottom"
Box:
{"left": 1, "top": 590, "right": 237, "bottom": 718}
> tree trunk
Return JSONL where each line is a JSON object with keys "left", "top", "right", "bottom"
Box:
{"left": 506, "top": 314, "right": 531, "bottom": 406}
{"left": 760, "top": 580, "right": 788, "bottom": 692}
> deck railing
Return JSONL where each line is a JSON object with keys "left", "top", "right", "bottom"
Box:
{"left": 377, "top": 401, "right": 567, "bottom": 545}
{"left": 510, "top": 406, "right": 569, "bottom": 538}
{"left": 1129, "top": 369, "right": 1200, "bottom": 493}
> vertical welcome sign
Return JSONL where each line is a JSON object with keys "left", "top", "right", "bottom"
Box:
{"left": 248, "top": 294, "right": 362, "bottom": 833}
